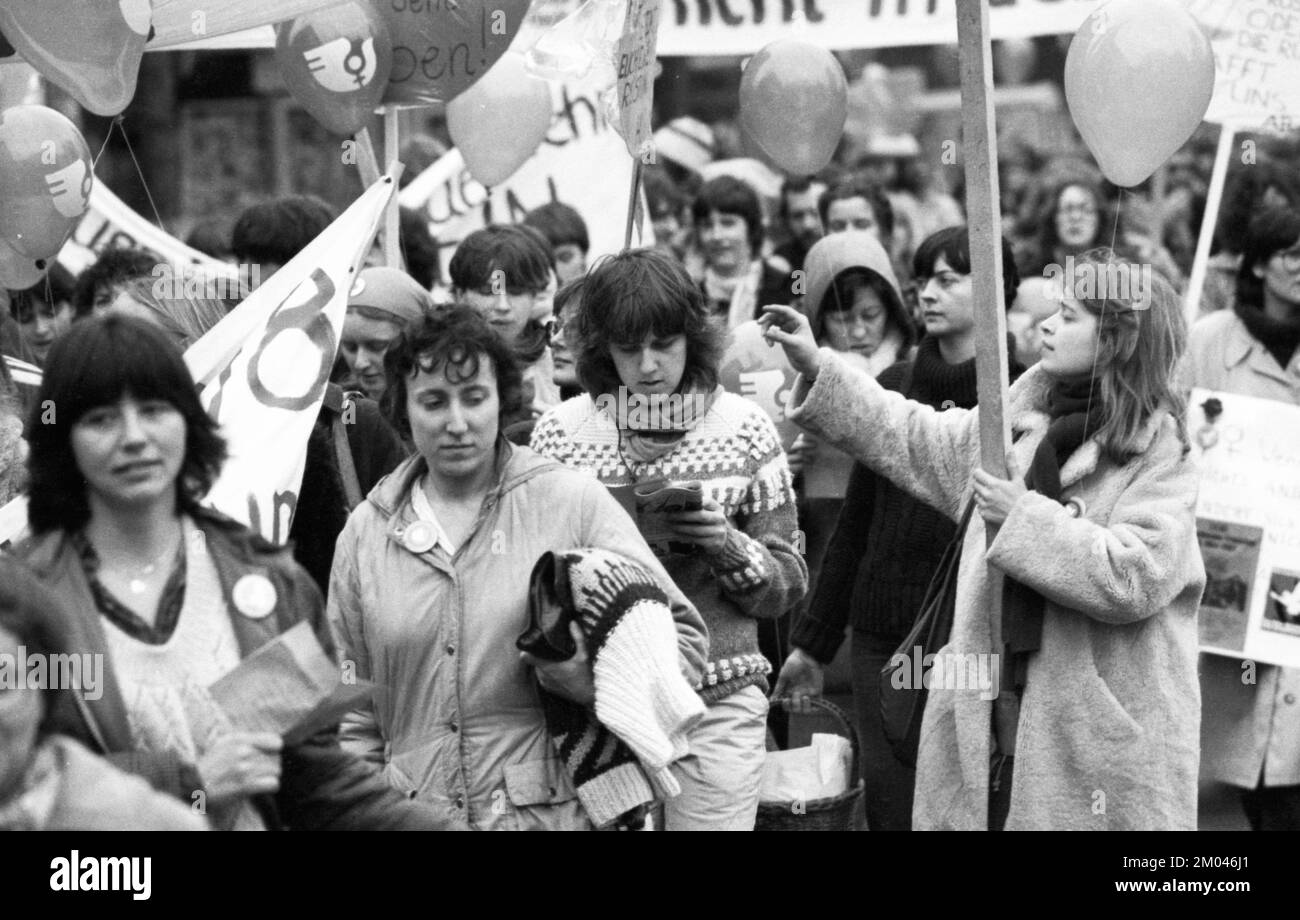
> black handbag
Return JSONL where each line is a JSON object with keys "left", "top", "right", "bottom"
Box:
{"left": 879, "top": 499, "right": 975, "bottom": 768}
{"left": 516, "top": 551, "right": 578, "bottom": 661}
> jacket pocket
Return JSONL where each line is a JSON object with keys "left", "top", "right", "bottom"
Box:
{"left": 502, "top": 757, "right": 587, "bottom": 831}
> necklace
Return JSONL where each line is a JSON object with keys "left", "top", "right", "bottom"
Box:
{"left": 101, "top": 541, "right": 180, "bottom": 595}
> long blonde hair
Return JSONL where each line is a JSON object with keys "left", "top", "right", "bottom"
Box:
{"left": 1070, "top": 248, "right": 1188, "bottom": 464}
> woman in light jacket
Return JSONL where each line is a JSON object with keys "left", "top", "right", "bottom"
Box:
{"left": 763, "top": 249, "right": 1205, "bottom": 830}
{"left": 327, "top": 305, "right": 708, "bottom": 830}
{"left": 1188, "top": 206, "right": 1300, "bottom": 830}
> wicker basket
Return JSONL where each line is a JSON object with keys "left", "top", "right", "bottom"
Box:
{"left": 755, "top": 696, "right": 864, "bottom": 831}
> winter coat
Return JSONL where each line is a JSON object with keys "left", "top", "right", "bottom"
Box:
{"left": 18, "top": 509, "right": 447, "bottom": 830}
{"left": 787, "top": 351, "right": 1206, "bottom": 830}
{"left": 1185, "top": 308, "right": 1300, "bottom": 788}
{"left": 326, "top": 442, "right": 709, "bottom": 830}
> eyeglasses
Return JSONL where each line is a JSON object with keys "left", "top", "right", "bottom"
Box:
{"left": 1058, "top": 204, "right": 1098, "bottom": 217}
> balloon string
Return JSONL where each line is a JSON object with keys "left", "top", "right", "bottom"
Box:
{"left": 90, "top": 119, "right": 116, "bottom": 171}
{"left": 1084, "top": 187, "right": 1126, "bottom": 434}
{"left": 115, "top": 116, "right": 170, "bottom": 236}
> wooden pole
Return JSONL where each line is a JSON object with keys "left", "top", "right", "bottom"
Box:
{"left": 955, "top": 0, "right": 1010, "bottom": 495}
{"left": 383, "top": 107, "right": 402, "bottom": 269}
{"left": 1183, "top": 123, "right": 1237, "bottom": 324}
{"left": 353, "top": 127, "right": 383, "bottom": 188}
{"left": 624, "top": 158, "right": 644, "bottom": 250}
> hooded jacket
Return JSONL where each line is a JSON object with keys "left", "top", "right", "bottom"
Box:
{"left": 788, "top": 353, "right": 1205, "bottom": 830}
{"left": 326, "top": 442, "right": 708, "bottom": 830}
{"left": 800, "top": 230, "right": 916, "bottom": 366}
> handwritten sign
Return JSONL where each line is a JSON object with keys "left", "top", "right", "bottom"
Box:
{"left": 380, "top": 0, "right": 530, "bottom": 106}
{"left": 1190, "top": 0, "right": 1300, "bottom": 130}
{"left": 1191, "top": 388, "right": 1300, "bottom": 668}
{"left": 615, "top": 0, "right": 660, "bottom": 160}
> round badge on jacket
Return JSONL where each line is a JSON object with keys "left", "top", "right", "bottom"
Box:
{"left": 402, "top": 520, "right": 437, "bottom": 554}
{"left": 233, "top": 573, "right": 278, "bottom": 619}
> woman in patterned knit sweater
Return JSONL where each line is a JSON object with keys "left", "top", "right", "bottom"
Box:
{"left": 531, "top": 249, "right": 808, "bottom": 830}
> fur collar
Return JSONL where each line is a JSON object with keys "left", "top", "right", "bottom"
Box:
{"left": 1005, "top": 364, "right": 1164, "bottom": 488}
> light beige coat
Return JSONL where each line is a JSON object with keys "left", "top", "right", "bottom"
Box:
{"left": 788, "top": 351, "right": 1206, "bottom": 829}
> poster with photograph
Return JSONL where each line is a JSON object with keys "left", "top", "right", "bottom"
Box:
{"left": 1191, "top": 389, "right": 1300, "bottom": 668}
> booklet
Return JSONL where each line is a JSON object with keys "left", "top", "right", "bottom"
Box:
{"left": 207, "top": 621, "right": 372, "bottom": 746}
{"left": 608, "top": 479, "right": 704, "bottom": 556}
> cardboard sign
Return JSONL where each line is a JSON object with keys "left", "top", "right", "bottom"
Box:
{"left": 1191, "top": 0, "right": 1300, "bottom": 130}
{"left": 1191, "top": 389, "right": 1300, "bottom": 668}
{"left": 614, "top": 0, "right": 660, "bottom": 159}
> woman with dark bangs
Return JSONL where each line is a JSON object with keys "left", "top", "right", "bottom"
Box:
{"left": 15, "top": 314, "right": 446, "bottom": 830}
{"left": 532, "top": 249, "right": 807, "bottom": 830}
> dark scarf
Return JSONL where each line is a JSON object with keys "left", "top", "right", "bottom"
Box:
{"left": 1235, "top": 299, "right": 1300, "bottom": 372}
{"left": 1001, "top": 376, "right": 1102, "bottom": 685}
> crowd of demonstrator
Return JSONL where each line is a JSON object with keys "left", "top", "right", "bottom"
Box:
{"left": 2, "top": 117, "right": 1300, "bottom": 830}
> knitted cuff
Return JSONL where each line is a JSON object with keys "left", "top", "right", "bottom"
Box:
{"left": 789, "top": 615, "right": 844, "bottom": 666}
{"left": 575, "top": 762, "right": 657, "bottom": 829}
{"left": 705, "top": 528, "right": 771, "bottom": 595}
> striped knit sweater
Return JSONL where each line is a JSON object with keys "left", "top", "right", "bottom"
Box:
{"left": 531, "top": 391, "right": 808, "bottom": 704}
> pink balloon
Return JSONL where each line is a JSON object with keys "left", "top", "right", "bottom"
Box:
{"left": 275, "top": 1, "right": 393, "bottom": 137}
{"left": 0, "top": 105, "right": 93, "bottom": 261}
{"left": 381, "top": 0, "right": 531, "bottom": 107}
{"left": 739, "top": 40, "right": 847, "bottom": 177}
{"left": 0, "top": 237, "right": 45, "bottom": 289}
{"left": 446, "top": 54, "right": 552, "bottom": 188}
{"left": 0, "top": 0, "right": 150, "bottom": 116}
{"left": 1065, "top": 0, "right": 1215, "bottom": 188}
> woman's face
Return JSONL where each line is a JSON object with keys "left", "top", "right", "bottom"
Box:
{"left": 609, "top": 332, "right": 688, "bottom": 397}
{"left": 823, "top": 285, "right": 890, "bottom": 358}
{"left": 0, "top": 624, "right": 40, "bottom": 803}
{"left": 15, "top": 297, "right": 73, "bottom": 366}
{"left": 917, "top": 256, "right": 975, "bottom": 341}
{"left": 550, "top": 299, "right": 580, "bottom": 390}
{"left": 406, "top": 354, "right": 501, "bottom": 487}
{"left": 70, "top": 394, "right": 188, "bottom": 512}
{"left": 698, "top": 209, "right": 752, "bottom": 273}
{"left": 1055, "top": 185, "right": 1100, "bottom": 250}
{"left": 1038, "top": 294, "right": 1100, "bottom": 379}
{"left": 1258, "top": 234, "right": 1300, "bottom": 311}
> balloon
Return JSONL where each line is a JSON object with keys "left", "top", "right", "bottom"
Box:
{"left": 0, "top": 0, "right": 150, "bottom": 116}
{"left": 446, "top": 54, "right": 552, "bottom": 188}
{"left": 718, "top": 320, "right": 799, "bottom": 450}
{"left": 381, "top": 0, "right": 531, "bottom": 106}
{"left": 739, "top": 40, "right": 847, "bottom": 176}
{"left": 0, "top": 238, "right": 45, "bottom": 289}
{"left": 0, "top": 105, "right": 93, "bottom": 261}
{"left": 1064, "top": 0, "right": 1215, "bottom": 188}
{"left": 275, "top": 1, "right": 393, "bottom": 136}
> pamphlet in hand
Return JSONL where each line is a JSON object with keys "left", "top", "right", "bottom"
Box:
{"left": 207, "top": 621, "right": 373, "bottom": 746}
{"left": 607, "top": 479, "right": 704, "bottom": 556}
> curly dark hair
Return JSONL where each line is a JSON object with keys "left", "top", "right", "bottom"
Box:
{"left": 25, "top": 314, "right": 227, "bottom": 535}
{"left": 381, "top": 304, "right": 527, "bottom": 441}
{"left": 572, "top": 249, "right": 723, "bottom": 399}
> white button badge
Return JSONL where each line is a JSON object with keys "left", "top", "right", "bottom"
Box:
{"left": 233, "top": 573, "right": 278, "bottom": 619}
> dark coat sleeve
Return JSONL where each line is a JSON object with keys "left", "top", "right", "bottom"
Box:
{"left": 789, "top": 362, "right": 910, "bottom": 664}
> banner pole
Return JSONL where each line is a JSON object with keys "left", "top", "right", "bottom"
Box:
{"left": 623, "top": 157, "right": 644, "bottom": 251}
{"left": 1183, "top": 123, "right": 1237, "bottom": 325}
{"left": 383, "top": 107, "right": 402, "bottom": 269}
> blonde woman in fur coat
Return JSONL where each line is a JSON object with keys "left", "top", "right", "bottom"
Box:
{"left": 761, "top": 249, "right": 1205, "bottom": 830}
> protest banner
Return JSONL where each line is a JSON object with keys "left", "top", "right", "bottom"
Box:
{"left": 1191, "top": 389, "right": 1300, "bottom": 669}
{"left": 57, "top": 179, "right": 239, "bottom": 283}
{"left": 398, "top": 71, "right": 652, "bottom": 278}
{"left": 164, "top": 0, "right": 1109, "bottom": 55}
{"left": 186, "top": 173, "right": 395, "bottom": 543}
